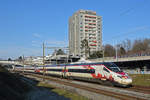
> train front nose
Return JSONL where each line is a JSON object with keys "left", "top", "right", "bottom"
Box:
{"left": 126, "top": 78, "right": 132, "bottom": 84}
{"left": 122, "top": 78, "right": 132, "bottom": 85}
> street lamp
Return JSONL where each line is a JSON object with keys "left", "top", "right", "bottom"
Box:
{"left": 115, "top": 44, "right": 118, "bottom": 61}
{"left": 22, "top": 55, "right": 25, "bottom": 74}
{"left": 102, "top": 46, "right": 105, "bottom": 62}
{"left": 43, "top": 42, "right": 45, "bottom": 81}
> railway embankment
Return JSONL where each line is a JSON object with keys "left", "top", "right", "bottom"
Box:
{"left": 0, "top": 65, "right": 30, "bottom": 100}
{"left": 0, "top": 65, "right": 88, "bottom": 100}
{"left": 23, "top": 73, "right": 150, "bottom": 100}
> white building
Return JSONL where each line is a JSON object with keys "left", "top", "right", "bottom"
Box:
{"left": 69, "top": 10, "right": 102, "bottom": 57}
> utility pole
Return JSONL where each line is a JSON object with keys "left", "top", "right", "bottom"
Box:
{"left": 116, "top": 45, "right": 118, "bottom": 61}
{"left": 114, "top": 40, "right": 118, "bottom": 62}
{"left": 23, "top": 55, "right": 25, "bottom": 74}
{"left": 103, "top": 46, "right": 105, "bottom": 62}
{"left": 43, "top": 42, "right": 45, "bottom": 81}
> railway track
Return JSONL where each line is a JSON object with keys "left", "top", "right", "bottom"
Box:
{"left": 20, "top": 72, "right": 150, "bottom": 100}
{"left": 126, "top": 86, "right": 150, "bottom": 94}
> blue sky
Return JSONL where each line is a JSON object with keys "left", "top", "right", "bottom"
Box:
{"left": 0, "top": 0, "right": 150, "bottom": 59}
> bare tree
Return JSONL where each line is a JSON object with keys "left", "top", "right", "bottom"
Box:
{"left": 89, "top": 51, "right": 103, "bottom": 58}
{"left": 81, "top": 39, "right": 90, "bottom": 58}
{"left": 104, "top": 38, "right": 150, "bottom": 57}
{"left": 8, "top": 58, "right": 12, "bottom": 61}
{"left": 143, "top": 38, "right": 150, "bottom": 52}
{"left": 56, "top": 49, "right": 66, "bottom": 55}
{"left": 104, "top": 44, "right": 115, "bottom": 57}
{"left": 118, "top": 47, "right": 126, "bottom": 56}
{"left": 18, "top": 56, "right": 23, "bottom": 62}
{"left": 132, "top": 39, "right": 147, "bottom": 53}
{"left": 122, "top": 39, "right": 131, "bottom": 53}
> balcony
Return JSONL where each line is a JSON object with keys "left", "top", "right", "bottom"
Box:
{"left": 92, "top": 41, "right": 97, "bottom": 43}
{"left": 88, "top": 23, "right": 96, "bottom": 25}
{"left": 90, "top": 44, "right": 97, "bottom": 46}
{"left": 85, "top": 15, "right": 97, "bottom": 19}
{"left": 85, "top": 26, "right": 96, "bottom": 29}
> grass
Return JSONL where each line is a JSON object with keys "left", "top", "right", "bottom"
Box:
{"left": 130, "top": 74, "right": 150, "bottom": 87}
{"left": 37, "top": 82, "right": 89, "bottom": 100}
{"left": 0, "top": 65, "right": 9, "bottom": 73}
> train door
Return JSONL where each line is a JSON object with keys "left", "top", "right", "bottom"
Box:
{"left": 95, "top": 65, "right": 101, "bottom": 76}
{"left": 102, "top": 67, "right": 110, "bottom": 80}
{"left": 63, "top": 65, "right": 66, "bottom": 78}
{"left": 94, "top": 65, "right": 103, "bottom": 79}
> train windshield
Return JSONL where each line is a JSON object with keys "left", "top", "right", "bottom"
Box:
{"left": 103, "top": 63, "right": 121, "bottom": 72}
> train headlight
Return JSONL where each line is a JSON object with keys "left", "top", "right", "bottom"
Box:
{"left": 117, "top": 75, "right": 128, "bottom": 79}
{"left": 122, "top": 76, "right": 128, "bottom": 79}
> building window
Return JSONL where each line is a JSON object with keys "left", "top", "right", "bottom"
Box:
{"left": 98, "top": 21, "right": 101, "bottom": 23}
{"left": 97, "top": 17, "right": 101, "bottom": 20}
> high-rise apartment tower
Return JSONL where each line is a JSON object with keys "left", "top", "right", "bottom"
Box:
{"left": 69, "top": 10, "right": 102, "bottom": 57}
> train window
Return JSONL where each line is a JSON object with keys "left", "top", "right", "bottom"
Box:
{"left": 87, "top": 69, "right": 95, "bottom": 73}
{"left": 68, "top": 69, "right": 95, "bottom": 73}
{"left": 103, "top": 63, "right": 121, "bottom": 72}
{"left": 47, "top": 69, "right": 62, "bottom": 72}
{"left": 103, "top": 67, "right": 110, "bottom": 73}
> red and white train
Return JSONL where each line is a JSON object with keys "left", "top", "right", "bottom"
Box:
{"left": 15, "top": 60, "right": 132, "bottom": 87}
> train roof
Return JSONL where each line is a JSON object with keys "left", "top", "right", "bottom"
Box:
{"left": 40, "top": 62, "right": 115, "bottom": 67}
